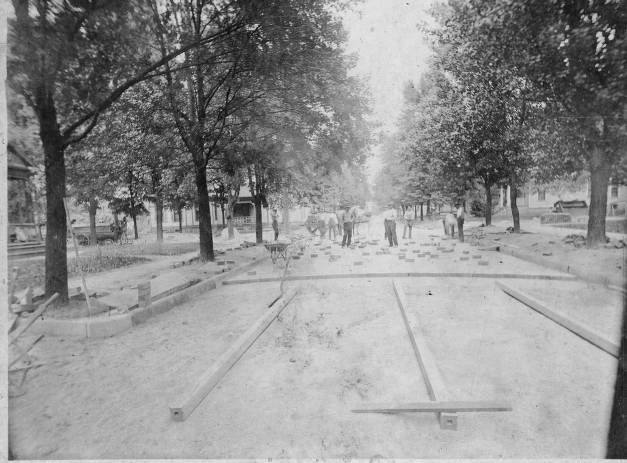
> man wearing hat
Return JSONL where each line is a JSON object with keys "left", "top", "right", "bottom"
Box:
{"left": 271, "top": 208, "right": 280, "bottom": 241}
{"left": 383, "top": 203, "right": 398, "bottom": 247}
{"left": 456, "top": 202, "right": 465, "bottom": 242}
{"left": 341, "top": 204, "right": 354, "bottom": 247}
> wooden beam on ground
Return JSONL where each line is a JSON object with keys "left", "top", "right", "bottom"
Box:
{"left": 169, "top": 288, "right": 299, "bottom": 422}
{"left": 63, "top": 197, "right": 93, "bottom": 318}
{"left": 392, "top": 281, "right": 457, "bottom": 430}
{"left": 9, "top": 293, "right": 58, "bottom": 345}
{"left": 9, "top": 334, "right": 44, "bottom": 367}
{"left": 497, "top": 281, "right": 619, "bottom": 358}
{"left": 9, "top": 362, "right": 45, "bottom": 373}
{"left": 222, "top": 272, "right": 576, "bottom": 286}
{"left": 8, "top": 267, "right": 19, "bottom": 312}
{"left": 352, "top": 400, "right": 513, "bottom": 414}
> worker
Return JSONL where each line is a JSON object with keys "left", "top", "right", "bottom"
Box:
{"left": 341, "top": 205, "right": 354, "bottom": 248}
{"left": 271, "top": 208, "right": 280, "bottom": 241}
{"left": 456, "top": 202, "right": 465, "bottom": 242}
{"left": 383, "top": 203, "right": 398, "bottom": 247}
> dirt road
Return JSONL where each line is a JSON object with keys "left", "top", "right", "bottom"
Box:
{"left": 9, "top": 227, "right": 621, "bottom": 458}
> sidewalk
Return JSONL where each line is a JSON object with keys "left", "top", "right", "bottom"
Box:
{"left": 472, "top": 219, "right": 626, "bottom": 289}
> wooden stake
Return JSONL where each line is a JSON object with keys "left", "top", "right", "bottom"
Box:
{"left": 63, "top": 197, "right": 93, "bottom": 318}
{"left": 352, "top": 400, "right": 513, "bottom": 414}
{"left": 392, "top": 281, "right": 457, "bottom": 429}
{"left": 9, "top": 293, "right": 58, "bottom": 345}
{"left": 9, "top": 334, "right": 44, "bottom": 367}
{"left": 169, "top": 289, "right": 299, "bottom": 421}
{"left": 8, "top": 266, "right": 18, "bottom": 313}
{"left": 497, "top": 281, "right": 619, "bottom": 358}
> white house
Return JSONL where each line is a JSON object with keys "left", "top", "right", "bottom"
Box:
{"left": 498, "top": 180, "right": 627, "bottom": 215}
{"left": 148, "top": 184, "right": 313, "bottom": 232}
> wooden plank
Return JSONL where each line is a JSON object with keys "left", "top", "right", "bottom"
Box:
{"left": 9, "top": 293, "right": 59, "bottom": 345}
{"left": 224, "top": 272, "right": 576, "bottom": 285}
{"left": 352, "top": 400, "right": 513, "bottom": 414}
{"left": 9, "top": 362, "right": 45, "bottom": 373}
{"left": 8, "top": 267, "right": 19, "bottom": 313}
{"left": 169, "top": 289, "right": 299, "bottom": 421}
{"left": 392, "top": 281, "right": 456, "bottom": 429}
{"left": 9, "top": 334, "right": 44, "bottom": 367}
{"left": 63, "top": 197, "right": 93, "bottom": 317}
{"left": 497, "top": 281, "right": 619, "bottom": 358}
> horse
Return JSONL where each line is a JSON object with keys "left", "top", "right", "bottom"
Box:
{"left": 442, "top": 213, "right": 457, "bottom": 237}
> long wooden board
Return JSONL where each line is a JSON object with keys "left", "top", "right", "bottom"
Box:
{"left": 169, "top": 289, "right": 299, "bottom": 421}
{"left": 223, "top": 272, "right": 576, "bottom": 285}
{"left": 353, "top": 400, "right": 513, "bottom": 414}
{"left": 9, "top": 334, "right": 44, "bottom": 367}
{"left": 497, "top": 281, "right": 619, "bottom": 358}
{"left": 392, "top": 281, "right": 456, "bottom": 429}
{"left": 9, "top": 293, "right": 58, "bottom": 345}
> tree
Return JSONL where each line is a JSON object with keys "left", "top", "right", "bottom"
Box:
{"left": 457, "top": 0, "right": 627, "bottom": 246}
{"left": 9, "top": 0, "right": 239, "bottom": 300}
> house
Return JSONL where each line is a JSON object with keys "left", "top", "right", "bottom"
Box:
{"left": 148, "top": 184, "right": 312, "bottom": 233}
{"left": 7, "top": 143, "right": 41, "bottom": 242}
{"left": 498, "top": 179, "right": 627, "bottom": 215}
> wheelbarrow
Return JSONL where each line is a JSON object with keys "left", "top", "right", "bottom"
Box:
{"left": 264, "top": 242, "right": 291, "bottom": 265}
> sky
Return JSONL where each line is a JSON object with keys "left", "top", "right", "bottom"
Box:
{"left": 341, "top": 0, "right": 435, "bottom": 182}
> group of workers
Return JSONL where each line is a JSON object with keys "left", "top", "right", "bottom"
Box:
{"left": 301, "top": 205, "right": 364, "bottom": 247}
{"left": 271, "top": 201, "right": 467, "bottom": 247}
{"left": 383, "top": 202, "right": 466, "bottom": 247}
{"left": 272, "top": 205, "right": 363, "bottom": 246}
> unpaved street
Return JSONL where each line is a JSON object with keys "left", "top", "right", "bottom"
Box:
{"left": 9, "top": 227, "right": 622, "bottom": 458}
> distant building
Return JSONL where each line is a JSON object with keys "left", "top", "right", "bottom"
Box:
{"left": 498, "top": 179, "right": 627, "bottom": 215}
{"left": 147, "top": 184, "right": 312, "bottom": 232}
{"left": 7, "top": 143, "right": 41, "bottom": 242}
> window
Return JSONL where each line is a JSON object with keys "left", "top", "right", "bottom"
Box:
{"left": 538, "top": 190, "right": 546, "bottom": 201}
{"left": 611, "top": 185, "right": 619, "bottom": 199}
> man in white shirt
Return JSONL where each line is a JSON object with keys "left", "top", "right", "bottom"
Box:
{"left": 383, "top": 204, "right": 398, "bottom": 247}
{"left": 341, "top": 205, "right": 354, "bottom": 247}
{"left": 402, "top": 206, "right": 416, "bottom": 239}
{"left": 456, "top": 203, "right": 465, "bottom": 242}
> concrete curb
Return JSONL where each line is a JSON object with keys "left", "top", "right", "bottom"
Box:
{"left": 494, "top": 242, "right": 624, "bottom": 289}
{"left": 31, "top": 254, "right": 268, "bottom": 338}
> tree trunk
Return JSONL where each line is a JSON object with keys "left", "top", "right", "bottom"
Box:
{"left": 41, "top": 119, "right": 69, "bottom": 302}
{"left": 484, "top": 182, "right": 493, "bottom": 226}
{"left": 426, "top": 199, "right": 431, "bottom": 218}
{"left": 226, "top": 185, "right": 239, "bottom": 240}
{"left": 220, "top": 202, "right": 225, "bottom": 225}
{"left": 195, "top": 162, "right": 214, "bottom": 260}
{"left": 155, "top": 195, "right": 163, "bottom": 242}
{"left": 227, "top": 199, "right": 235, "bottom": 239}
{"left": 128, "top": 180, "right": 139, "bottom": 239}
{"left": 509, "top": 181, "right": 520, "bottom": 233}
{"left": 131, "top": 213, "right": 138, "bottom": 240}
{"left": 607, "top": 289, "right": 627, "bottom": 457}
{"left": 254, "top": 195, "right": 263, "bottom": 244}
{"left": 420, "top": 203, "right": 424, "bottom": 221}
{"left": 283, "top": 206, "right": 290, "bottom": 235}
{"left": 178, "top": 205, "right": 183, "bottom": 232}
{"left": 88, "top": 197, "right": 98, "bottom": 245}
{"left": 587, "top": 147, "right": 611, "bottom": 248}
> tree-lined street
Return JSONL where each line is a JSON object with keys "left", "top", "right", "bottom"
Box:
{"left": 5, "top": 0, "right": 626, "bottom": 459}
